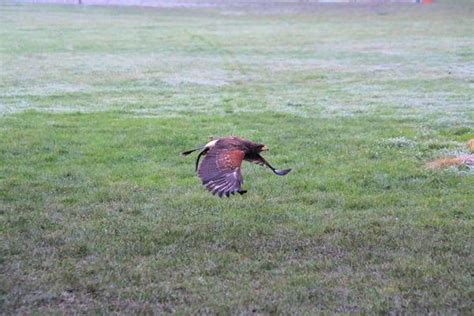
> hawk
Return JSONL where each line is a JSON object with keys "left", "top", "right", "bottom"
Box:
{"left": 182, "top": 136, "right": 292, "bottom": 197}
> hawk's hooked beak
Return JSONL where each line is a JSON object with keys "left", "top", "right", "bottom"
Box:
{"left": 261, "top": 145, "right": 269, "bottom": 152}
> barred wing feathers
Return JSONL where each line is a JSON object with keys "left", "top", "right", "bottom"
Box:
{"left": 197, "top": 148, "right": 245, "bottom": 197}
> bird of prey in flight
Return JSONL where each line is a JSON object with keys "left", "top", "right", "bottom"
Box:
{"left": 182, "top": 136, "right": 291, "bottom": 197}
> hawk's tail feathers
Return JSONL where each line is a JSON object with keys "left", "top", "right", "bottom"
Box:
{"left": 273, "top": 168, "right": 292, "bottom": 176}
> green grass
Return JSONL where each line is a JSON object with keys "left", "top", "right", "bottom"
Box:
{"left": 1, "top": 3, "right": 473, "bottom": 314}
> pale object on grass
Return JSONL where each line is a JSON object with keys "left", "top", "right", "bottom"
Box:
{"left": 468, "top": 139, "right": 474, "bottom": 152}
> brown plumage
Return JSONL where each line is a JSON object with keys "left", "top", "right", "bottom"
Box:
{"left": 182, "top": 137, "right": 291, "bottom": 197}
{"left": 426, "top": 139, "right": 474, "bottom": 170}
{"left": 427, "top": 155, "right": 474, "bottom": 170}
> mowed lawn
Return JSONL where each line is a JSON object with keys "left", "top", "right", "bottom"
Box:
{"left": 1, "top": 2, "right": 473, "bottom": 314}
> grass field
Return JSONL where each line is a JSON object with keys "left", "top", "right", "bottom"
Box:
{"left": 1, "top": 2, "right": 473, "bottom": 314}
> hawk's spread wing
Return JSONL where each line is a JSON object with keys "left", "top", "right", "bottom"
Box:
{"left": 197, "top": 147, "right": 245, "bottom": 197}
